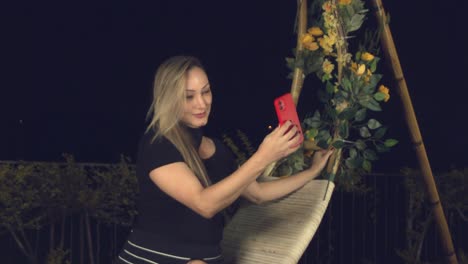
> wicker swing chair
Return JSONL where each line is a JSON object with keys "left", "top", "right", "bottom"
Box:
{"left": 221, "top": 177, "right": 334, "bottom": 264}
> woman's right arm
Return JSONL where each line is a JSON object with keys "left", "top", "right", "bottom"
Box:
{"left": 149, "top": 121, "right": 301, "bottom": 219}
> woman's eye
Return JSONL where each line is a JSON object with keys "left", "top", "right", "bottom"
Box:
{"left": 186, "top": 95, "right": 194, "bottom": 100}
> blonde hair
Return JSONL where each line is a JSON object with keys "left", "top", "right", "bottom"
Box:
{"left": 146, "top": 56, "right": 211, "bottom": 187}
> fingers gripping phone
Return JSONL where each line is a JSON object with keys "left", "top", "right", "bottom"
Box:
{"left": 274, "top": 93, "right": 304, "bottom": 145}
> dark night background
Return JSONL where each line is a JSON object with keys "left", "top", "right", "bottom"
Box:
{"left": 2, "top": 0, "right": 467, "bottom": 173}
{"left": 1, "top": 0, "right": 467, "bottom": 263}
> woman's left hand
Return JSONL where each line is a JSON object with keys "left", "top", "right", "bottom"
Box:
{"left": 309, "top": 148, "right": 334, "bottom": 173}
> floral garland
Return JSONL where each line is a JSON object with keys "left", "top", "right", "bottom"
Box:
{"left": 280, "top": 0, "right": 397, "bottom": 184}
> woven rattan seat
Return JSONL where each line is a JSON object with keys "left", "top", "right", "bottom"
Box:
{"left": 222, "top": 178, "right": 334, "bottom": 264}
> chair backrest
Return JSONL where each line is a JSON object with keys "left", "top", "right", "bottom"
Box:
{"left": 222, "top": 178, "right": 335, "bottom": 264}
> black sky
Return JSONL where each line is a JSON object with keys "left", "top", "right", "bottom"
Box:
{"left": 1, "top": 0, "right": 467, "bottom": 172}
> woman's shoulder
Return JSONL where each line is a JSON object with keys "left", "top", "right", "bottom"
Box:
{"left": 139, "top": 129, "right": 173, "bottom": 149}
{"left": 137, "top": 130, "right": 184, "bottom": 169}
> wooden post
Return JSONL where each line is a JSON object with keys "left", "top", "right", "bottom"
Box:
{"left": 290, "top": 0, "right": 308, "bottom": 105}
{"left": 371, "top": 1, "right": 458, "bottom": 263}
{"left": 263, "top": 0, "right": 307, "bottom": 177}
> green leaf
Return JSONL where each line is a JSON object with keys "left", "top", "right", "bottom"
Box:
{"left": 362, "top": 159, "right": 372, "bottom": 172}
{"left": 285, "top": 57, "right": 295, "bottom": 70}
{"left": 367, "top": 119, "right": 382, "bottom": 129}
{"left": 305, "top": 128, "right": 318, "bottom": 139}
{"left": 326, "top": 81, "right": 335, "bottom": 94}
{"left": 362, "top": 74, "right": 383, "bottom": 94}
{"left": 355, "top": 51, "right": 361, "bottom": 61}
{"left": 325, "top": 105, "right": 337, "bottom": 119}
{"left": 339, "top": 107, "right": 357, "bottom": 120}
{"left": 345, "top": 155, "right": 363, "bottom": 169}
{"left": 355, "top": 108, "right": 367, "bottom": 122}
{"left": 363, "top": 149, "right": 378, "bottom": 161}
{"left": 365, "top": 98, "right": 382, "bottom": 111}
{"left": 384, "top": 139, "right": 399, "bottom": 147}
{"left": 318, "top": 130, "right": 331, "bottom": 141}
{"left": 295, "top": 56, "right": 305, "bottom": 69}
{"left": 376, "top": 143, "right": 390, "bottom": 153}
{"left": 317, "top": 140, "right": 329, "bottom": 149}
{"left": 373, "top": 92, "right": 387, "bottom": 101}
{"left": 332, "top": 140, "right": 345, "bottom": 149}
{"left": 305, "top": 54, "right": 323, "bottom": 74}
{"left": 340, "top": 90, "right": 350, "bottom": 98}
{"left": 349, "top": 148, "right": 358, "bottom": 158}
{"left": 370, "top": 57, "right": 380, "bottom": 72}
{"left": 346, "top": 13, "right": 366, "bottom": 33}
{"left": 304, "top": 112, "right": 321, "bottom": 128}
{"left": 312, "top": 110, "right": 321, "bottom": 119}
{"left": 341, "top": 78, "right": 352, "bottom": 91}
{"left": 351, "top": 77, "right": 361, "bottom": 95}
{"left": 355, "top": 139, "right": 366, "bottom": 150}
{"left": 339, "top": 122, "right": 349, "bottom": 138}
{"left": 360, "top": 126, "right": 371, "bottom": 138}
{"left": 374, "top": 127, "right": 387, "bottom": 139}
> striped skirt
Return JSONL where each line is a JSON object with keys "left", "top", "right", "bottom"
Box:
{"left": 117, "top": 229, "right": 224, "bottom": 264}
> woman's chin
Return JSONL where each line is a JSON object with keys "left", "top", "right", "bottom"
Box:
{"left": 185, "top": 119, "right": 208, "bottom": 128}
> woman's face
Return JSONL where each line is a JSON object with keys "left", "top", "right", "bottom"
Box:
{"left": 181, "top": 67, "right": 212, "bottom": 128}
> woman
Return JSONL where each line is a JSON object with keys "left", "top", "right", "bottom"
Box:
{"left": 117, "top": 56, "right": 333, "bottom": 264}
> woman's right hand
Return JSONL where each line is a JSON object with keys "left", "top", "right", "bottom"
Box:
{"left": 256, "top": 121, "right": 302, "bottom": 164}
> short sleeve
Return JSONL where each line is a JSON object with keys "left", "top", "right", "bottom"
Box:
{"left": 137, "top": 132, "right": 184, "bottom": 178}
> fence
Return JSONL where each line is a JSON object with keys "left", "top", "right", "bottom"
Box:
{"left": 1, "top": 161, "right": 466, "bottom": 264}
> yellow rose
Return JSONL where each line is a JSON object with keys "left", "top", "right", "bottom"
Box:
{"left": 322, "top": 59, "right": 335, "bottom": 75}
{"left": 378, "top": 85, "right": 390, "bottom": 102}
{"left": 308, "top": 27, "right": 324, "bottom": 37}
{"left": 338, "top": 0, "right": 352, "bottom": 5}
{"left": 301, "top": 34, "right": 315, "bottom": 44}
{"left": 364, "top": 69, "right": 372, "bottom": 83}
{"left": 336, "top": 101, "right": 349, "bottom": 112}
{"left": 361, "top": 52, "right": 375, "bottom": 61}
{"left": 318, "top": 36, "right": 334, "bottom": 53}
{"left": 356, "top": 64, "right": 366, "bottom": 76}
{"left": 301, "top": 34, "right": 319, "bottom": 51}
{"left": 304, "top": 41, "right": 319, "bottom": 51}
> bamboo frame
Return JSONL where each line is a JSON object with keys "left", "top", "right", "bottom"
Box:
{"left": 262, "top": 0, "right": 308, "bottom": 178}
{"left": 324, "top": 0, "right": 349, "bottom": 183}
{"left": 371, "top": 0, "right": 458, "bottom": 263}
{"left": 290, "top": 0, "right": 308, "bottom": 105}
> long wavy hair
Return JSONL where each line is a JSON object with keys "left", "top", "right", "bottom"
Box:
{"left": 146, "top": 56, "right": 211, "bottom": 187}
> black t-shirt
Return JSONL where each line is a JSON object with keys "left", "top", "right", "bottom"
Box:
{"left": 133, "top": 127, "right": 238, "bottom": 246}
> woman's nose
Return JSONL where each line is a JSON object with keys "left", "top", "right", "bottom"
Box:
{"left": 194, "top": 94, "right": 207, "bottom": 108}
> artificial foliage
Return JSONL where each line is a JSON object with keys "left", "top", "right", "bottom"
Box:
{"left": 277, "top": 0, "right": 397, "bottom": 186}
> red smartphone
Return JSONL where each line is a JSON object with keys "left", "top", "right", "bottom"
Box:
{"left": 274, "top": 93, "right": 304, "bottom": 144}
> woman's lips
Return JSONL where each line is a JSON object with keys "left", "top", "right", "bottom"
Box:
{"left": 194, "top": 112, "right": 206, "bottom": 118}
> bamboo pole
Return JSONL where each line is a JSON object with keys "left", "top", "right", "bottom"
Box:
{"left": 263, "top": 0, "right": 307, "bottom": 177}
{"left": 323, "top": 0, "right": 349, "bottom": 197}
{"left": 290, "top": 0, "right": 308, "bottom": 105}
{"left": 371, "top": 1, "right": 458, "bottom": 263}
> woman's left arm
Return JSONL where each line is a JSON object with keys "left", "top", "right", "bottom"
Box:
{"left": 241, "top": 149, "right": 334, "bottom": 204}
